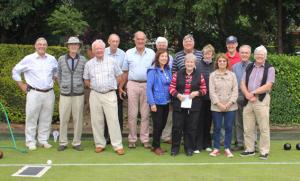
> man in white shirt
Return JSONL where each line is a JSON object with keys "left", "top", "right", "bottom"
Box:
{"left": 12, "top": 37, "right": 58, "bottom": 151}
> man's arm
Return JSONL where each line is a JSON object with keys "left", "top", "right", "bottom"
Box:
{"left": 118, "top": 71, "right": 128, "bottom": 100}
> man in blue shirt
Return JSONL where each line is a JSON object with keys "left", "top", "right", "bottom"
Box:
{"left": 232, "top": 45, "right": 251, "bottom": 151}
{"left": 120, "top": 31, "right": 155, "bottom": 149}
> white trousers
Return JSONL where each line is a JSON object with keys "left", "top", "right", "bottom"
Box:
{"left": 25, "top": 90, "right": 55, "bottom": 146}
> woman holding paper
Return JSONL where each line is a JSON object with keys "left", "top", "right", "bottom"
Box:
{"left": 209, "top": 53, "right": 238, "bottom": 158}
{"left": 169, "top": 53, "right": 207, "bottom": 156}
{"left": 147, "top": 50, "right": 172, "bottom": 155}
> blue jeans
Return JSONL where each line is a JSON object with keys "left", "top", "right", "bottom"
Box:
{"left": 212, "top": 111, "right": 236, "bottom": 149}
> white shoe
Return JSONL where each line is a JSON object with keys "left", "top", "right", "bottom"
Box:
{"left": 205, "top": 147, "right": 212, "bottom": 152}
{"left": 27, "top": 145, "right": 37, "bottom": 151}
{"left": 225, "top": 149, "right": 234, "bottom": 158}
{"left": 193, "top": 150, "right": 200, "bottom": 154}
{"left": 39, "top": 142, "right": 52, "bottom": 149}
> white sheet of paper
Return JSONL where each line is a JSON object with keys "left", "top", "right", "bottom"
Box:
{"left": 181, "top": 95, "right": 192, "bottom": 108}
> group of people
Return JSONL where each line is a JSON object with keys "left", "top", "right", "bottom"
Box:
{"left": 12, "top": 31, "right": 275, "bottom": 160}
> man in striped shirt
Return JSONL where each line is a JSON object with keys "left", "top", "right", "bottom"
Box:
{"left": 172, "top": 34, "right": 203, "bottom": 74}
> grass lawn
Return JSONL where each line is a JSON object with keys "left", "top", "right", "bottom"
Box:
{"left": 0, "top": 139, "right": 300, "bottom": 180}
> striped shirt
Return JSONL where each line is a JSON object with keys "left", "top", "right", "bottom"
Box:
{"left": 172, "top": 49, "right": 203, "bottom": 74}
{"left": 83, "top": 57, "right": 122, "bottom": 93}
{"left": 169, "top": 71, "right": 207, "bottom": 97}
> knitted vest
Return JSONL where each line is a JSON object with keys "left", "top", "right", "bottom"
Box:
{"left": 172, "top": 68, "right": 202, "bottom": 111}
{"left": 58, "top": 54, "right": 86, "bottom": 96}
{"left": 243, "top": 61, "right": 273, "bottom": 106}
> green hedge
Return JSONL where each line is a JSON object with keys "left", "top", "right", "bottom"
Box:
{"left": 0, "top": 44, "right": 300, "bottom": 124}
{"left": 0, "top": 44, "right": 67, "bottom": 123}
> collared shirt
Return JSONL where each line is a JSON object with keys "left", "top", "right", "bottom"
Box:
{"left": 122, "top": 47, "right": 155, "bottom": 81}
{"left": 232, "top": 60, "right": 250, "bottom": 97}
{"left": 12, "top": 52, "right": 58, "bottom": 89}
{"left": 66, "top": 54, "right": 79, "bottom": 71}
{"left": 226, "top": 51, "right": 241, "bottom": 69}
{"left": 241, "top": 62, "right": 275, "bottom": 92}
{"left": 83, "top": 56, "right": 122, "bottom": 92}
{"left": 172, "top": 49, "right": 203, "bottom": 74}
{"left": 105, "top": 47, "right": 126, "bottom": 69}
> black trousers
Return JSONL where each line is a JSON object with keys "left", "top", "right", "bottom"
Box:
{"left": 104, "top": 90, "right": 123, "bottom": 140}
{"left": 171, "top": 109, "right": 199, "bottom": 153}
{"left": 195, "top": 100, "right": 212, "bottom": 150}
{"left": 151, "top": 104, "right": 169, "bottom": 149}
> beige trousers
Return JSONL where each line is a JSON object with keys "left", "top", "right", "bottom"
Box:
{"left": 89, "top": 90, "right": 123, "bottom": 150}
{"left": 59, "top": 95, "right": 84, "bottom": 146}
{"left": 243, "top": 94, "right": 271, "bottom": 155}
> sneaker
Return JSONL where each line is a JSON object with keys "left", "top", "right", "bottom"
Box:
{"left": 259, "top": 153, "right": 269, "bottom": 160}
{"left": 57, "top": 145, "right": 67, "bottom": 151}
{"left": 143, "top": 142, "right": 151, "bottom": 149}
{"left": 205, "top": 147, "right": 212, "bottom": 152}
{"left": 27, "top": 145, "right": 37, "bottom": 151}
{"left": 209, "top": 149, "right": 220, "bottom": 157}
{"left": 193, "top": 150, "right": 200, "bottom": 154}
{"left": 128, "top": 142, "right": 136, "bottom": 149}
{"left": 240, "top": 151, "right": 255, "bottom": 157}
{"left": 224, "top": 149, "right": 234, "bottom": 158}
{"left": 39, "top": 142, "right": 52, "bottom": 149}
{"left": 72, "top": 145, "right": 84, "bottom": 151}
{"left": 232, "top": 146, "right": 244, "bottom": 151}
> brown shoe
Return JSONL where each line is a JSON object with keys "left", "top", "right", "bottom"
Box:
{"left": 115, "top": 148, "right": 125, "bottom": 155}
{"left": 151, "top": 147, "right": 164, "bottom": 156}
{"left": 143, "top": 142, "right": 151, "bottom": 149}
{"left": 163, "top": 140, "right": 172, "bottom": 144}
{"left": 95, "top": 147, "right": 105, "bottom": 153}
{"left": 128, "top": 142, "right": 136, "bottom": 149}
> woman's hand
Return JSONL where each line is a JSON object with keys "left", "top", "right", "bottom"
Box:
{"left": 177, "top": 94, "right": 185, "bottom": 102}
{"left": 151, "top": 105, "right": 157, "bottom": 112}
{"left": 189, "top": 91, "right": 199, "bottom": 99}
{"left": 217, "top": 103, "right": 227, "bottom": 112}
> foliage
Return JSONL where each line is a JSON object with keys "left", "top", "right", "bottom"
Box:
{"left": 0, "top": 44, "right": 67, "bottom": 123}
{"left": 268, "top": 54, "right": 300, "bottom": 124}
{"left": 47, "top": 3, "right": 89, "bottom": 38}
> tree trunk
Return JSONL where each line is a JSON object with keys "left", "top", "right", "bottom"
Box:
{"left": 277, "top": 0, "right": 283, "bottom": 53}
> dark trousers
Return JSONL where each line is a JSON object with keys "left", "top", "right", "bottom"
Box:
{"left": 151, "top": 104, "right": 169, "bottom": 149}
{"left": 171, "top": 110, "right": 199, "bottom": 153}
{"left": 104, "top": 90, "right": 123, "bottom": 140}
{"left": 195, "top": 100, "right": 212, "bottom": 150}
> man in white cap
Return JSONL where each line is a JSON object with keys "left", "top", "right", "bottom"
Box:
{"left": 57, "top": 37, "right": 87, "bottom": 151}
{"left": 12, "top": 37, "right": 58, "bottom": 150}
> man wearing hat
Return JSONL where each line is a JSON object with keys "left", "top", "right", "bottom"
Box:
{"left": 225, "top": 35, "right": 241, "bottom": 69}
{"left": 57, "top": 36, "right": 87, "bottom": 151}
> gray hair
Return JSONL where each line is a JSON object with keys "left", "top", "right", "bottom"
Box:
{"left": 239, "top": 45, "right": 252, "bottom": 53}
{"left": 92, "top": 39, "right": 106, "bottom": 50}
{"left": 183, "top": 34, "right": 194, "bottom": 42}
{"left": 35, "top": 37, "right": 47, "bottom": 45}
{"left": 184, "top": 53, "right": 196, "bottom": 62}
{"left": 155, "top": 36, "right": 168, "bottom": 46}
{"left": 254, "top": 45, "right": 267, "bottom": 56}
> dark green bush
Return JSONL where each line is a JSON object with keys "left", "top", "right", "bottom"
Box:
{"left": 0, "top": 44, "right": 299, "bottom": 124}
{"left": 0, "top": 44, "right": 67, "bottom": 123}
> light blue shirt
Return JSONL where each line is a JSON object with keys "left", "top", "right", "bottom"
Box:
{"left": 104, "top": 47, "right": 126, "bottom": 69}
{"left": 122, "top": 47, "right": 155, "bottom": 81}
{"left": 232, "top": 60, "right": 250, "bottom": 98}
{"left": 12, "top": 52, "right": 58, "bottom": 89}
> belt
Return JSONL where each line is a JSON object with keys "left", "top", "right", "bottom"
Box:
{"left": 28, "top": 85, "right": 53, "bottom": 93}
{"left": 131, "top": 80, "right": 146, "bottom": 83}
{"left": 92, "top": 89, "right": 115, "bottom": 94}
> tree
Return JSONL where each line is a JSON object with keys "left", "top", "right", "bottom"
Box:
{"left": 47, "top": 3, "right": 89, "bottom": 42}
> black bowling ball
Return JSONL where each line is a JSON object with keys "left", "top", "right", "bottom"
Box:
{"left": 283, "top": 143, "right": 291, "bottom": 150}
{"left": 296, "top": 143, "right": 300, "bottom": 150}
